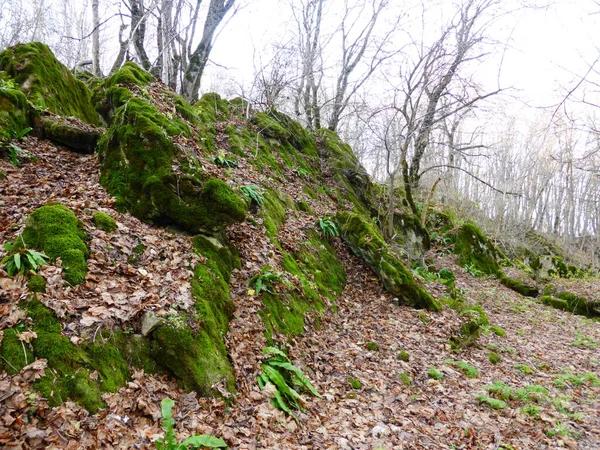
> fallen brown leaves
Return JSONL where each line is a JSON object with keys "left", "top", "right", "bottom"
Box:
{"left": 1, "top": 131, "right": 600, "bottom": 449}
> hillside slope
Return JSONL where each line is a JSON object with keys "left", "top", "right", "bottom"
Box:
{"left": 0, "top": 43, "right": 599, "bottom": 449}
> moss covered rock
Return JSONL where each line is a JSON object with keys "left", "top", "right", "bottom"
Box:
{"left": 0, "top": 42, "right": 99, "bottom": 125}
{"left": 335, "top": 211, "right": 440, "bottom": 311}
{"left": 20, "top": 203, "right": 88, "bottom": 285}
{"left": 35, "top": 115, "right": 102, "bottom": 153}
{"left": 0, "top": 86, "right": 30, "bottom": 140}
{"left": 392, "top": 212, "right": 430, "bottom": 259}
{"left": 0, "top": 299, "right": 130, "bottom": 413}
{"left": 93, "top": 211, "right": 117, "bottom": 232}
{"left": 97, "top": 88, "right": 247, "bottom": 233}
{"left": 498, "top": 275, "right": 539, "bottom": 298}
{"left": 149, "top": 233, "right": 239, "bottom": 395}
{"left": 452, "top": 222, "right": 502, "bottom": 276}
{"left": 27, "top": 275, "right": 46, "bottom": 293}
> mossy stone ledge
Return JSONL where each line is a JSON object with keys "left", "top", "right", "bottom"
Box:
{"left": 335, "top": 211, "right": 441, "bottom": 311}
{"left": 0, "top": 87, "right": 30, "bottom": 139}
{"left": 20, "top": 203, "right": 89, "bottom": 285}
{"left": 0, "top": 42, "right": 100, "bottom": 125}
{"left": 97, "top": 92, "right": 247, "bottom": 233}
{"left": 452, "top": 222, "right": 501, "bottom": 276}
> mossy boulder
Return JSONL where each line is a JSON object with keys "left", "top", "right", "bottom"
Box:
{"left": 20, "top": 203, "right": 89, "bottom": 285}
{"left": 0, "top": 42, "right": 99, "bottom": 125}
{"left": 149, "top": 233, "right": 239, "bottom": 395}
{"left": 335, "top": 211, "right": 441, "bottom": 311}
{"left": 392, "top": 212, "right": 430, "bottom": 259}
{"left": 94, "top": 62, "right": 154, "bottom": 122}
{"left": 34, "top": 114, "right": 102, "bottom": 153}
{"left": 541, "top": 295, "right": 569, "bottom": 311}
{"left": 0, "top": 299, "right": 130, "bottom": 413}
{"left": 531, "top": 255, "right": 569, "bottom": 282}
{"left": 97, "top": 91, "right": 247, "bottom": 233}
{"left": 555, "top": 291, "right": 600, "bottom": 317}
{"left": 93, "top": 211, "right": 117, "bottom": 232}
{"left": 0, "top": 86, "right": 30, "bottom": 140}
{"left": 498, "top": 275, "right": 538, "bottom": 298}
{"left": 317, "top": 128, "right": 375, "bottom": 216}
{"left": 452, "top": 222, "right": 501, "bottom": 276}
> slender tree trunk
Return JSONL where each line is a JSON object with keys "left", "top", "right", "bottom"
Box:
{"left": 91, "top": 0, "right": 101, "bottom": 77}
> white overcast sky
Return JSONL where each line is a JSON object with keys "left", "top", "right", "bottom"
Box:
{"left": 202, "top": 0, "right": 600, "bottom": 113}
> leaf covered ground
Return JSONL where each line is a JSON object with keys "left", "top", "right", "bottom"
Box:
{"left": 1, "top": 135, "right": 600, "bottom": 450}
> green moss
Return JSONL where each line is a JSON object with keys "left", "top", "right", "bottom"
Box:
{"left": 0, "top": 42, "right": 99, "bottom": 124}
{"left": 0, "top": 87, "right": 30, "bottom": 140}
{"left": 348, "top": 377, "right": 362, "bottom": 389}
{"left": 398, "top": 350, "right": 410, "bottom": 362}
{"left": 488, "top": 352, "right": 501, "bottom": 364}
{"left": 452, "top": 222, "right": 501, "bottom": 276}
{"left": 366, "top": 341, "right": 380, "bottom": 351}
{"left": 499, "top": 274, "right": 539, "bottom": 298}
{"left": 541, "top": 295, "right": 568, "bottom": 311}
{"left": 450, "top": 305, "right": 490, "bottom": 351}
{"left": 150, "top": 320, "right": 235, "bottom": 395}
{"left": 427, "top": 367, "right": 443, "bottom": 381}
{"left": 491, "top": 325, "right": 506, "bottom": 337}
{"left": 1, "top": 327, "right": 34, "bottom": 374}
{"left": 17, "top": 300, "right": 130, "bottom": 412}
{"left": 97, "top": 92, "right": 246, "bottom": 233}
{"left": 20, "top": 203, "right": 89, "bottom": 285}
{"left": 555, "top": 291, "right": 599, "bottom": 316}
{"left": 335, "top": 211, "right": 441, "bottom": 311}
{"left": 27, "top": 275, "right": 46, "bottom": 293}
{"left": 260, "top": 189, "right": 293, "bottom": 239}
{"left": 37, "top": 116, "right": 101, "bottom": 153}
{"left": 107, "top": 61, "right": 153, "bottom": 88}
{"left": 93, "top": 212, "right": 117, "bottom": 232}
{"left": 444, "top": 360, "right": 479, "bottom": 378}
{"left": 195, "top": 92, "right": 233, "bottom": 123}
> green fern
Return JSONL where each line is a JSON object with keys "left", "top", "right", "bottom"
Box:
{"left": 1, "top": 239, "right": 49, "bottom": 277}
{"left": 154, "top": 398, "right": 227, "bottom": 450}
{"left": 257, "top": 346, "right": 322, "bottom": 418}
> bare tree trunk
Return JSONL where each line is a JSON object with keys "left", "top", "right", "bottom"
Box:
{"left": 91, "top": 0, "right": 101, "bottom": 77}
{"left": 181, "top": 0, "right": 236, "bottom": 103}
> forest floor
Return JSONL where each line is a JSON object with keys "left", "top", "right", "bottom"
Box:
{"left": 1, "top": 138, "right": 600, "bottom": 450}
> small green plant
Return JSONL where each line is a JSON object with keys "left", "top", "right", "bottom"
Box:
{"left": 292, "top": 167, "right": 310, "bottom": 177}
{"left": 366, "top": 341, "right": 379, "bottom": 351}
{"left": 154, "top": 398, "right": 227, "bottom": 449}
{"left": 398, "top": 350, "right": 410, "bottom": 362}
{"left": 213, "top": 150, "right": 238, "bottom": 168}
{"left": 411, "top": 264, "right": 438, "bottom": 282}
{"left": 241, "top": 184, "right": 264, "bottom": 205}
{"left": 438, "top": 267, "right": 456, "bottom": 282}
{"left": 427, "top": 367, "right": 443, "bottom": 381}
{"left": 248, "top": 266, "right": 287, "bottom": 294}
{"left": 418, "top": 311, "right": 430, "bottom": 323}
{"left": 520, "top": 403, "right": 541, "bottom": 419}
{"left": 490, "top": 325, "right": 506, "bottom": 337}
{"left": 1, "top": 239, "right": 49, "bottom": 277}
{"left": 569, "top": 333, "right": 598, "bottom": 348}
{"left": 514, "top": 364, "right": 535, "bottom": 375}
{"left": 546, "top": 422, "right": 576, "bottom": 439}
{"left": 348, "top": 377, "right": 362, "bottom": 389}
{"left": 553, "top": 371, "right": 600, "bottom": 389}
{"left": 257, "top": 347, "right": 321, "bottom": 417}
{"left": 464, "top": 263, "right": 485, "bottom": 277}
{"left": 475, "top": 394, "right": 508, "bottom": 410}
{"left": 487, "top": 352, "right": 501, "bottom": 364}
{"left": 399, "top": 371, "right": 411, "bottom": 386}
{"left": 0, "top": 78, "right": 17, "bottom": 90}
{"left": 1, "top": 126, "right": 32, "bottom": 166}
{"left": 317, "top": 217, "right": 339, "bottom": 240}
{"left": 444, "top": 360, "right": 479, "bottom": 378}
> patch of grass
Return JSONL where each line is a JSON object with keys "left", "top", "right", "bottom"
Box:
{"left": 520, "top": 403, "right": 541, "bottom": 419}
{"left": 399, "top": 371, "right": 411, "bottom": 386}
{"left": 444, "top": 360, "right": 479, "bottom": 378}
{"left": 514, "top": 364, "right": 535, "bottom": 375}
{"left": 427, "top": 367, "right": 443, "bottom": 381}
{"left": 490, "top": 325, "right": 506, "bottom": 337}
{"left": 398, "top": 350, "right": 410, "bottom": 362}
{"left": 418, "top": 311, "right": 430, "bottom": 324}
{"left": 553, "top": 371, "right": 600, "bottom": 389}
{"left": 366, "top": 342, "right": 379, "bottom": 351}
{"left": 487, "top": 352, "right": 501, "bottom": 364}
{"left": 475, "top": 394, "right": 507, "bottom": 410}
{"left": 569, "top": 333, "right": 598, "bottom": 348}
